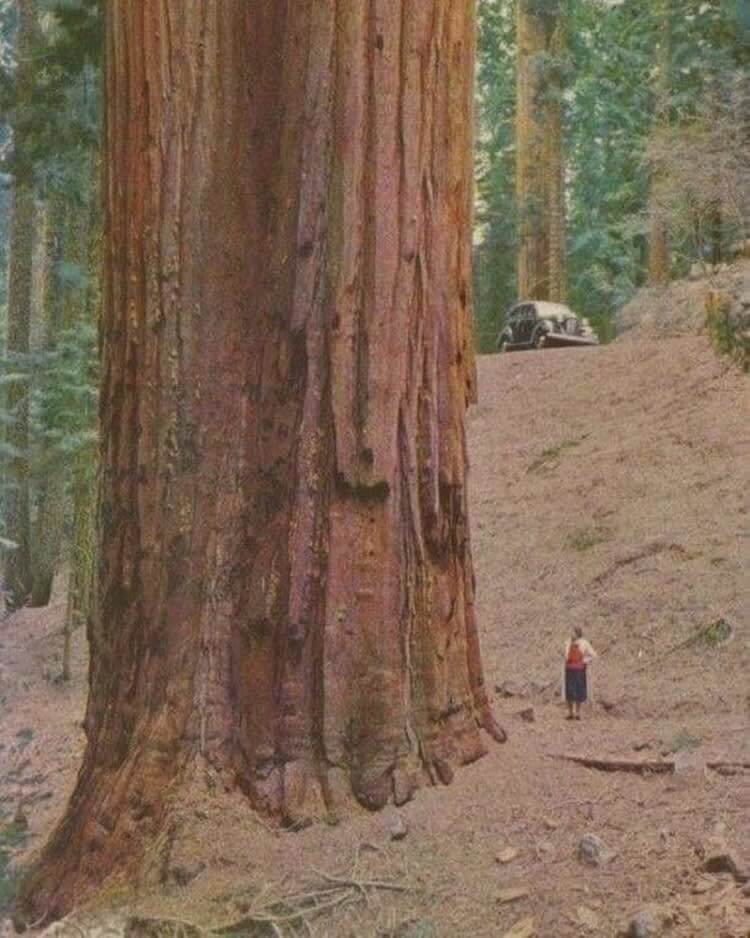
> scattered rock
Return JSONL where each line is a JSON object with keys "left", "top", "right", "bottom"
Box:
{"left": 542, "top": 816, "right": 559, "bottom": 831}
{"left": 623, "top": 904, "right": 673, "bottom": 937}
{"left": 496, "top": 679, "right": 527, "bottom": 699}
{"left": 497, "top": 886, "right": 530, "bottom": 905}
{"left": 502, "top": 917, "right": 535, "bottom": 938}
{"left": 702, "top": 836, "right": 747, "bottom": 883}
{"left": 389, "top": 814, "right": 409, "bottom": 842}
{"left": 536, "top": 839, "right": 555, "bottom": 857}
{"left": 576, "top": 906, "right": 600, "bottom": 931}
{"left": 632, "top": 741, "right": 652, "bottom": 752}
{"left": 518, "top": 707, "right": 535, "bottom": 723}
{"left": 578, "top": 832, "right": 616, "bottom": 866}
{"left": 495, "top": 846, "right": 520, "bottom": 864}
{"left": 168, "top": 860, "right": 206, "bottom": 887}
{"left": 528, "top": 678, "right": 554, "bottom": 698}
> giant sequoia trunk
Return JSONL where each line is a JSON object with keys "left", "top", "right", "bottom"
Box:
{"left": 3, "top": 0, "right": 37, "bottom": 609}
{"left": 516, "top": 0, "right": 566, "bottom": 302}
{"left": 17, "top": 0, "right": 501, "bottom": 923}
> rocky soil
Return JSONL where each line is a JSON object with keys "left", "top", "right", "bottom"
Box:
{"left": 1, "top": 332, "right": 748, "bottom": 937}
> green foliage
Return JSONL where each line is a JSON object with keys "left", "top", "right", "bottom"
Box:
{"left": 0, "top": 819, "right": 28, "bottom": 916}
{"left": 1, "top": 0, "right": 102, "bottom": 589}
{"left": 566, "top": 525, "right": 611, "bottom": 552}
{"left": 527, "top": 434, "right": 588, "bottom": 474}
{"left": 0, "top": 0, "right": 102, "bottom": 191}
{"left": 665, "top": 729, "right": 702, "bottom": 754}
{"left": 473, "top": 0, "right": 747, "bottom": 347}
{"left": 700, "top": 618, "right": 733, "bottom": 645}
{"left": 0, "top": 320, "right": 98, "bottom": 499}
{"left": 706, "top": 292, "right": 750, "bottom": 371}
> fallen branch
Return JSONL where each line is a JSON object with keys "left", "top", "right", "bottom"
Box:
{"left": 636, "top": 619, "right": 734, "bottom": 672}
{"left": 550, "top": 753, "right": 675, "bottom": 775}
{"left": 706, "top": 760, "right": 750, "bottom": 775}
{"left": 591, "top": 539, "right": 686, "bottom": 586}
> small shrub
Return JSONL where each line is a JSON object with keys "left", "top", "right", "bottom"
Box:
{"left": 706, "top": 291, "right": 750, "bottom": 372}
{"left": 665, "top": 729, "right": 702, "bottom": 754}
{"left": 567, "top": 525, "right": 611, "bottom": 552}
{"left": 701, "top": 618, "right": 733, "bottom": 646}
{"left": 0, "top": 821, "right": 28, "bottom": 916}
{"left": 528, "top": 434, "right": 588, "bottom": 474}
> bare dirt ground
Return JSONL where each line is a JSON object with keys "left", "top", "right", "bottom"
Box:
{"left": 1, "top": 334, "right": 748, "bottom": 937}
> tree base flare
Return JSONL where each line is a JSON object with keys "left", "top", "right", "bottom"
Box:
{"left": 15, "top": 712, "right": 505, "bottom": 929}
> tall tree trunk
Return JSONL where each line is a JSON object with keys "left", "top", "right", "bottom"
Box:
{"left": 516, "top": 0, "right": 565, "bottom": 301}
{"left": 545, "top": 23, "right": 566, "bottom": 303}
{"left": 63, "top": 178, "right": 100, "bottom": 680}
{"left": 17, "top": 0, "right": 502, "bottom": 923}
{"left": 648, "top": 0, "right": 671, "bottom": 285}
{"left": 62, "top": 446, "right": 96, "bottom": 681}
{"left": 30, "top": 196, "right": 67, "bottom": 607}
{"left": 3, "top": 0, "right": 36, "bottom": 609}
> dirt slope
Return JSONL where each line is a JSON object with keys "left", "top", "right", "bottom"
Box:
{"left": 1, "top": 335, "right": 748, "bottom": 937}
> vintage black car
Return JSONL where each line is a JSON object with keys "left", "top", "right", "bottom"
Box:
{"left": 496, "top": 301, "right": 599, "bottom": 351}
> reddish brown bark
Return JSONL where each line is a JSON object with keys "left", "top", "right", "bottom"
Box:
{"left": 16, "top": 0, "right": 501, "bottom": 925}
{"left": 516, "top": 0, "right": 566, "bottom": 302}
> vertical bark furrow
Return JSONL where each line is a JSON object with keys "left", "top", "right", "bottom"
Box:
{"left": 16, "top": 0, "right": 500, "bottom": 923}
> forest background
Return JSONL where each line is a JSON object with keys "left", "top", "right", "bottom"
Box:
{"left": 0, "top": 0, "right": 749, "bottom": 706}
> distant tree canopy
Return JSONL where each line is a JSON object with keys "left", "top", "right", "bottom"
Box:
{"left": 474, "top": 0, "right": 750, "bottom": 351}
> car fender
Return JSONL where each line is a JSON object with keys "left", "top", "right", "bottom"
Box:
{"left": 496, "top": 328, "right": 512, "bottom": 349}
{"left": 532, "top": 322, "right": 551, "bottom": 344}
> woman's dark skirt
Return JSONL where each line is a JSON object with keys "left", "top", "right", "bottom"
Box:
{"left": 565, "top": 668, "right": 587, "bottom": 703}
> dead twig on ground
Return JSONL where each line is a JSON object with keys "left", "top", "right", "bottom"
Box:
{"left": 550, "top": 753, "right": 676, "bottom": 775}
{"left": 215, "top": 862, "right": 413, "bottom": 936}
{"left": 706, "top": 760, "right": 750, "bottom": 775}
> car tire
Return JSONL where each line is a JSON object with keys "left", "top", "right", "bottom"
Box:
{"left": 498, "top": 339, "right": 509, "bottom": 353}
{"left": 533, "top": 330, "right": 547, "bottom": 350}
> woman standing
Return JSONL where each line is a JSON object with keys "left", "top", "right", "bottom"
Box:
{"left": 564, "top": 627, "right": 596, "bottom": 720}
